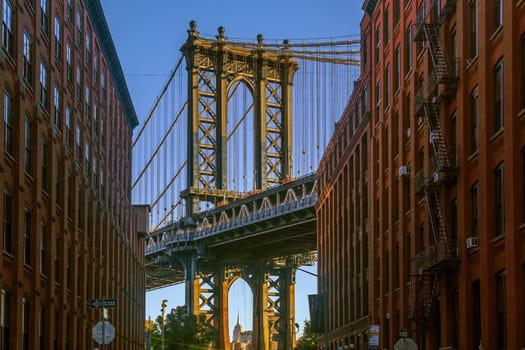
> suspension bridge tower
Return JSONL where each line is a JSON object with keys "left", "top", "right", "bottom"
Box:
{"left": 181, "top": 21, "right": 298, "bottom": 217}
{"left": 178, "top": 21, "right": 301, "bottom": 350}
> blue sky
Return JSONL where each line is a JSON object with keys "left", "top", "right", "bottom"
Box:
{"left": 100, "top": 0, "right": 363, "bottom": 338}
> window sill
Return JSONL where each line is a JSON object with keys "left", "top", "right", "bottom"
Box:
{"left": 490, "top": 25, "right": 503, "bottom": 42}
{"left": 517, "top": 108, "right": 525, "bottom": 120}
{"left": 490, "top": 128, "right": 504, "bottom": 143}
{"left": 491, "top": 234, "right": 505, "bottom": 245}
{"left": 467, "top": 150, "right": 479, "bottom": 163}
{"left": 466, "top": 56, "right": 478, "bottom": 70}
{"left": 519, "top": 223, "right": 525, "bottom": 233}
{"left": 519, "top": 0, "right": 525, "bottom": 7}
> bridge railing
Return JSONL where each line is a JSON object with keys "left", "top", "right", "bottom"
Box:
{"left": 145, "top": 193, "right": 317, "bottom": 256}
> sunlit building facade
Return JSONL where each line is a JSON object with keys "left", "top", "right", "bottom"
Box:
{"left": 0, "top": 0, "right": 143, "bottom": 349}
{"left": 319, "top": 0, "right": 525, "bottom": 349}
{"left": 316, "top": 11, "right": 372, "bottom": 348}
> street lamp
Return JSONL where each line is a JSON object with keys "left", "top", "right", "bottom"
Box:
{"left": 161, "top": 299, "right": 168, "bottom": 350}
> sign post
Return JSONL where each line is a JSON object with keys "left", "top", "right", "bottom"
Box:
{"left": 91, "top": 297, "right": 117, "bottom": 349}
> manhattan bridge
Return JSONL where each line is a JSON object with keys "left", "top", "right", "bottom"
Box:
{"left": 133, "top": 21, "right": 360, "bottom": 350}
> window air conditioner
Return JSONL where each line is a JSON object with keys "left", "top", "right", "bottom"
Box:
{"left": 429, "top": 131, "right": 438, "bottom": 144}
{"left": 399, "top": 165, "right": 411, "bottom": 177}
{"left": 466, "top": 236, "right": 479, "bottom": 249}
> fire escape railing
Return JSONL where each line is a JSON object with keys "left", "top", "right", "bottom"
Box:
{"left": 409, "top": 0, "right": 459, "bottom": 321}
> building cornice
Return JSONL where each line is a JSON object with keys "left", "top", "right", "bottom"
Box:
{"left": 362, "top": 0, "right": 379, "bottom": 16}
{"left": 86, "top": 0, "right": 139, "bottom": 129}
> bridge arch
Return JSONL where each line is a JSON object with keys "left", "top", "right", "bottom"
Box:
{"left": 226, "top": 78, "right": 255, "bottom": 192}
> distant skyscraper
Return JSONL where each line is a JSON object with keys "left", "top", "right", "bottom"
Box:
{"left": 231, "top": 312, "right": 253, "bottom": 350}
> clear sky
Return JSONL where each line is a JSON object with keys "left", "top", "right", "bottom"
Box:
{"left": 100, "top": 0, "right": 364, "bottom": 338}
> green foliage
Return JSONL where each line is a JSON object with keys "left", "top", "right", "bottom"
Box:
{"left": 147, "top": 306, "right": 216, "bottom": 349}
{"left": 294, "top": 320, "right": 319, "bottom": 350}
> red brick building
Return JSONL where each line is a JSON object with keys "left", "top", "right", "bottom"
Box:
{"left": 0, "top": 0, "right": 144, "bottom": 349}
{"left": 317, "top": 0, "right": 525, "bottom": 349}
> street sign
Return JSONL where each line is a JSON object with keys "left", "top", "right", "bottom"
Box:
{"left": 91, "top": 299, "right": 117, "bottom": 308}
{"left": 92, "top": 321, "right": 115, "bottom": 345}
{"left": 369, "top": 325, "right": 380, "bottom": 349}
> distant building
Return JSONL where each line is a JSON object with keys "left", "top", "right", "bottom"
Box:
{"left": 318, "top": 0, "right": 525, "bottom": 349}
{"left": 231, "top": 314, "right": 253, "bottom": 350}
{"left": 0, "top": 0, "right": 143, "bottom": 349}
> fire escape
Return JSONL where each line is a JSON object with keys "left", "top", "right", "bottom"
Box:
{"left": 409, "top": 0, "right": 459, "bottom": 323}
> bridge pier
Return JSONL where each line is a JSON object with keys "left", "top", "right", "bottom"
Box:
{"left": 179, "top": 258, "right": 298, "bottom": 350}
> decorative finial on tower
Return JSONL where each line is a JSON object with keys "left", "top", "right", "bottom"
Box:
{"left": 237, "top": 311, "right": 240, "bottom": 325}
{"left": 188, "top": 20, "right": 199, "bottom": 39}
{"left": 216, "top": 26, "right": 226, "bottom": 41}
{"left": 257, "top": 34, "right": 264, "bottom": 46}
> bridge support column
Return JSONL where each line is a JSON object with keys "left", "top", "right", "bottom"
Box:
{"left": 181, "top": 253, "right": 199, "bottom": 314}
{"left": 252, "top": 263, "right": 297, "bottom": 350}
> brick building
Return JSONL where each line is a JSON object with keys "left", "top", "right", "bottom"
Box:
{"left": 317, "top": 0, "right": 525, "bottom": 349}
{"left": 0, "top": 0, "right": 144, "bottom": 349}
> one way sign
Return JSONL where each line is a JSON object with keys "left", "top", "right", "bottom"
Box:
{"left": 91, "top": 299, "right": 117, "bottom": 308}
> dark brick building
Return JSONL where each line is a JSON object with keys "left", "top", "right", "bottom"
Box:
{"left": 318, "top": 0, "right": 525, "bottom": 349}
{"left": 0, "top": 0, "right": 144, "bottom": 348}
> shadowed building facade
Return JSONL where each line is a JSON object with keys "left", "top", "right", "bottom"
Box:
{"left": 0, "top": 0, "right": 143, "bottom": 348}
{"left": 318, "top": 0, "right": 525, "bottom": 349}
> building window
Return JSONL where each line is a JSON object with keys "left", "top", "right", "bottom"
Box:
{"left": 75, "top": 126, "right": 81, "bottom": 160}
{"left": 470, "top": 88, "right": 478, "bottom": 153}
{"left": 39, "top": 306, "right": 46, "bottom": 349}
{"left": 22, "top": 298, "right": 29, "bottom": 350}
{"left": 494, "top": 59, "right": 504, "bottom": 132}
{"left": 522, "top": 147, "right": 525, "bottom": 223}
{"left": 493, "top": 0, "right": 502, "bottom": 32}
{"left": 66, "top": 43, "right": 73, "bottom": 83}
{"left": 3, "top": 92, "right": 13, "bottom": 156}
{"left": 39, "top": 62, "right": 48, "bottom": 109}
{"left": 76, "top": 10, "right": 82, "bottom": 46}
{"left": 2, "top": 191, "right": 12, "bottom": 254}
{"left": 76, "top": 66, "right": 81, "bottom": 101}
{"left": 23, "top": 30, "right": 33, "bottom": 85}
{"left": 23, "top": 209, "right": 31, "bottom": 265}
{"left": 85, "top": 86, "right": 91, "bottom": 120}
{"left": 53, "top": 86, "right": 61, "bottom": 130}
{"left": 1, "top": 289, "right": 11, "bottom": 349}
{"left": 495, "top": 270, "right": 506, "bottom": 349}
{"left": 471, "top": 182, "right": 479, "bottom": 237}
{"left": 385, "top": 64, "right": 390, "bottom": 108}
{"left": 24, "top": 117, "right": 31, "bottom": 174}
{"left": 94, "top": 54, "right": 99, "bottom": 82}
{"left": 101, "top": 73, "right": 106, "bottom": 100}
{"left": 521, "top": 34, "right": 525, "bottom": 110}
{"left": 375, "top": 81, "right": 381, "bottom": 121}
{"left": 40, "top": 0, "right": 48, "bottom": 35}
{"left": 405, "top": 24, "right": 412, "bottom": 73}
{"left": 41, "top": 138, "right": 48, "bottom": 193}
{"left": 65, "top": 106, "right": 72, "bottom": 147}
{"left": 375, "top": 25, "right": 381, "bottom": 66}
{"left": 2, "top": 0, "right": 14, "bottom": 57}
{"left": 66, "top": 0, "right": 73, "bottom": 22}
{"left": 85, "top": 143, "right": 90, "bottom": 177}
{"left": 394, "top": 0, "right": 400, "bottom": 26}
{"left": 40, "top": 222, "right": 47, "bottom": 275}
{"left": 494, "top": 162, "right": 504, "bottom": 237}
{"left": 85, "top": 32, "right": 91, "bottom": 65}
{"left": 54, "top": 16, "right": 61, "bottom": 60}
{"left": 469, "top": 0, "right": 478, "bottom": 58}
{"left": 394, "top": 45, "right": 400, "bottom": 92}
{"left": 384, "top": 6, "right": 390, "bottom": 46}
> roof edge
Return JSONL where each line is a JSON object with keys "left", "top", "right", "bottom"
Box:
{"left": 86, "top": 0, "right": 139, "bottom": 129}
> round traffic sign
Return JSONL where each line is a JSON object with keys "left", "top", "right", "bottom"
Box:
{"left": 92, "top": 321, "right": 115, "bottom": 345}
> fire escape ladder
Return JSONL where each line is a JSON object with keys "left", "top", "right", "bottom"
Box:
{"left": 409, "top": 270, "right": 439, "bottom": 322}
{"left": 423, "top": 101, "right": 455, "bottom": 171}
{"left": 424, "top": 185, "right": 447, "bottom": 246}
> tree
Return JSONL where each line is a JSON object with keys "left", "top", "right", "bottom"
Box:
{"left": 155, "top": 306, "right": 216, "bottom": 349}
{"left": 294, "top": 320, "right": 319, "bottom": 350}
